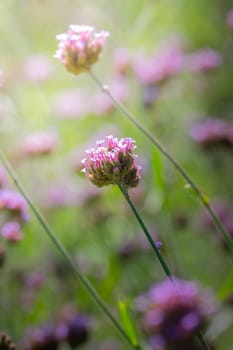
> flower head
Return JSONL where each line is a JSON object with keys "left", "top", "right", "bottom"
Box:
{"left": 140, "top": 279, "right": 215, "bottom": 350}
{"left": 82, "top": 135, "right": 141, "bottom": 188}
{"left": 1, "top": 221, "right": 24, "bottom": 242}
{"left": 55, "top": 25, "right": 109, "bottom": 74}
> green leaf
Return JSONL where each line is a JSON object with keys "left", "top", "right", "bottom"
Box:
{"left": 118, "top": 298, "right": 139, "bottom": 347}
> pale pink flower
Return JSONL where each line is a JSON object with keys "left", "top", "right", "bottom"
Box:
{"left": 1, "top": 221, "right": 24, "bottom": 242}
{"left": 55, "top": 25, "right": 109, "bottom": 74}
{"left": 22, "top": 131, "right": 57, "bottom": 156}
{"left": 82, "top": 135, "right": 141, "bottom": 188}
{"left": 113, "top": 48, "right": 131, "bottom": 75}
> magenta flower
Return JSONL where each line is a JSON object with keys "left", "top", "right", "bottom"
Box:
{"left": 55, "top": 25, "right": 109, "bottom": 75}
{"left": 82, "top": 135, "right": 141, "bottom": 188}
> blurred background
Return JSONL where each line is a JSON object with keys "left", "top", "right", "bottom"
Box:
{"left": 0, "top": 0, "right": 233, "bottom": 349}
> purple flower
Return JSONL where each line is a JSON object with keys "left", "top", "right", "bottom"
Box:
{"left": 55, "top": 25, "right": 109, "bottom": 75}
{"left": 82, "top": 135, "right": 141, "bottom": 188}
{"left": 140, "top": 279, "right": 215, "bottom": 350}
{"left": 21, "top": 131, "right": 58, "bottom": 157}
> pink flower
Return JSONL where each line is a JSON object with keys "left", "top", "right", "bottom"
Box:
{"left": 133, "top": 46, "right": 184, "bottom": 85}
{"left": 22, "top": 131, "right": 58, "bottom": 156}
{"left": 0, "top": 189, "right": 28, "bottom": 221}
{"left": 187, "top": 49, "right": 222, "bottom": 72}
{"left": 1, "top": 221, "right": 24, "bottom": 242}
{"left": 55, "top": 25, "right": 109, "bottom": 75}
{"left": 82, "top": 135, "right": 141, "bottom": 188}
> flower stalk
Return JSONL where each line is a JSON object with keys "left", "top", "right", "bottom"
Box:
{"left": 0, "top": 150, "right": 141, "bottom": 350}
{"left": 89, "top": 71, "right": 233, "bottom": 254}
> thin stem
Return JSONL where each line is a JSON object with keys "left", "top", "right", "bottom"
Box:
{"left": 89, "top": 71, "right": 233, "bottom": 253}
{"left": 118, "top": 183, "right": 210, "bottom": 350}
{"left": 0, "top": 150, "right": 141, "bottom": 350}
{"left": 118, "top": 183, "right": 175, "bottom": 282}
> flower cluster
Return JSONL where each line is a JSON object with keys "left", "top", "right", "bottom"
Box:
{"left": 21, "top": 131, "right": 58, "bottom": 157}
{"left": 139, "top": 279, "right": 215, "bottom": 350}
{"left": 82, "top": 135, "right": 141, "bottom": 188}
{"left": 55, "top": 25, "right": 109, "bottom": 74}
{"left": 0, "top": 189, "right": 29, "bottom": 242}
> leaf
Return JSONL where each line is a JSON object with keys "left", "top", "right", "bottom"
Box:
{"left": 118, "top": 298, "right": 139, "bottom": 347}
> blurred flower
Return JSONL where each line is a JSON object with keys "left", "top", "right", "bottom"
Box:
{"left": 140, "top": 279, "right": 215, "bottom": 350}
{"left": 187, "top": 49, "right": 222, "bottom": 72}
{"left": 0, "top": 189, "right": 29, "bottom": 221}
{"left": 23, "top": 55, "right": 53, "bottom": 82}
{"left": 21, "top": 131, "right": 58, "bottom": 157}
{"left": 64, "top": 315, "right": 90, "bottom": 349}
{"left": 113, "top": 48, "right": 131, "bottom": 75}
{"left": 190, "top": 118, "right": 233, "bottom": 149}
{"left": 82, "top": 135, "right": 141, "bottom": 188}
{"left": 142, "top": 84, "right": 159, "bottom": 109}
{"left": 23, "top": 326, "right": 59, "bottom": 350}
{"left": 55, "top": 25, "right": 109, "bottom": 74}
{"left": 226, "top": 9, "right": 233, "bottom": 30}
{"left": 0, "top": 221, "right": 24, "bottom": 242}
{"left": 0, "top": 332, "right": 16, "bottom": 350}
{"left": 133, "top": 46, "right": 184, "bottom": 85}
{"left": 24, "top": 271, "right": 46, "bottom": 289}
{"left": 52, "top": 89, "right": 90, "bottom": 119}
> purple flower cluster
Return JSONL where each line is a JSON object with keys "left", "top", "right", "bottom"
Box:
{"left": 139, "top": 279, "right": 215, "bottom": 350}
{"left": 23, "top": 312, "right": 90, "bottom": 350}
{"left": 187, "top": 49, "right": 222, "bottom": 73}
{"left": 82, "top": 135, "right": 141, "bottom": 188}
{"left": 190, "top": 118, "right": 233, "bottom": 149}
{"left": 0, "top": 188, "right": 29, "bottom": 242}
{"left": 55, "top": 25, "right": 109, "bottom": 75}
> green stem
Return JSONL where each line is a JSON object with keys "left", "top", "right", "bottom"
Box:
{"left": 0, "top": 150, "right": 141, "bottom": 350}
{"left": 118, "top": 183, "right": 175, "bottom": 282}
{"left": 89, "top": 71, "right": 233, "bottom": 254}
{"left": 118, "top": 183, "right": 210, "bottom": 350}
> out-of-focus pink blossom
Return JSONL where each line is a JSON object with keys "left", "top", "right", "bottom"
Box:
{"left": 187, "top": 49, "right": 222, "bottom": 72}
{"left": 55, "top": 25, "right": 109, "bottom": 74}
{"left": 190, "top": 118, "right": 233, "bottom": 149}
{"left": 0, "top": 221, "right": 24, "bottom": 242}
{"left": 52, "top": 90, "right": 90, "bottom": 119}
{"left": 82, "top": 135, "right": 141, "bottom": 188}
{"left": 0, "top": 189, "right": 28, "bottom": 221}
{"left": 21, "top": 131, "right": 58, "bottom": 156}
{"left": 113, "top": 48, "right": 131, "bottom": 75}
{"left": 133, "top": 46, "right": 184, "bottom": 85}
{"left": 226, "top": 9, "right": 233, "bottom": 30}
{"left": 23, "top": 55, "right": 52, "bottom": 82}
